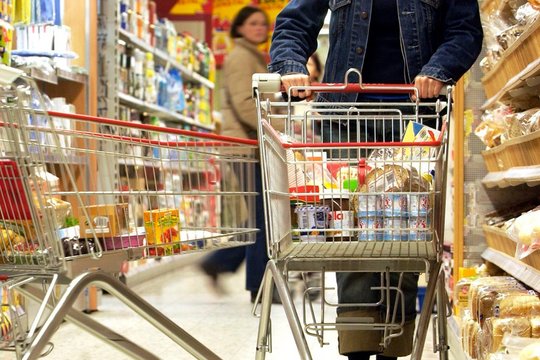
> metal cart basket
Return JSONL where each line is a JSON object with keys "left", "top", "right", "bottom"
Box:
{"left": 252, "top": 70, "right": 452, "bottom": 360}
{"left": 0, "top": 66, "right": 258, "bottom": 359}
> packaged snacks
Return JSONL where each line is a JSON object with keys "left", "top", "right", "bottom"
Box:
{"left": 79, "top": 204, "right": 129, "bottom": 238}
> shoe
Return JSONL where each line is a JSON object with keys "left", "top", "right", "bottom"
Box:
{"left": 200, "top": 264, "right": 219, "bottom": 284}
{"left": 200, "top": 264, "right": 227, "bottom": 295}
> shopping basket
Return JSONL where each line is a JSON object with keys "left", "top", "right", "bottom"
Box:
{"left": 0, "top": 65, "right": 258, "bottom": 359}
{"left": 252, "top": 69, "right": 451, "bottom": 360}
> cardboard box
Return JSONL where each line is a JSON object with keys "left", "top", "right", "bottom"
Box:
{"left": 144, "top": 209, "right": 180, "bottom": 256}
{"left": 79, "top": 204, "right": 128, "bottom": 238}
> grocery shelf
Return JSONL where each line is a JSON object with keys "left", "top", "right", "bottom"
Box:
{"left": 19, "top": 67, "right": 89, "bottom": 86}
{"left": 482, "top": 165, "right": 540, "bottom": 188}
{"left": 118, "top": 29, "right": 214, "bottom": 89}
{"left": 118, "top": 92, "right": 215, "bottom": 131}
{"left": 481, "top": 20, "right": 540, "bottom": 99}
{"left": 56, "top": 68, "right": 89, "bottom": 84}
{"left": 481, "top": 247, "right": 540, "bottom": 292}
{"left": 482, "top": 58, "right": 540, "bottom": 110}
{"left": 481, "top": 129, "right": 540, "bottom": 173}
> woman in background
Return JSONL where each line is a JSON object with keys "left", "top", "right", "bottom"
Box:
{"left": 200, "top": 5, "right": 276, "bottom": 303}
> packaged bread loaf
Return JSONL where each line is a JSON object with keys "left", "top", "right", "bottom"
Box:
{"left": 495, "top": 291, "right": 540, "bottom": 318}
{"left": 469, "top": 277, "right": 524, "bottom": 322}
{"left": 462, "top": 315, "right": 474, "bottom": 356}
{"left": 363, "top": 164, "right": 430, "bottom": 193}
{"left": 483, "top": 316, "right": 531, "bottom": 353}
{"left": 455, "top": 276, "right": 476, "bottom": 316}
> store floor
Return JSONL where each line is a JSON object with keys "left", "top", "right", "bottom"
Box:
{"left": 46, "top": 254, "right": 440, "bottom": 360}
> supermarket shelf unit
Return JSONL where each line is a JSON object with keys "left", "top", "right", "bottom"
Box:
{"left": 98, "top": 0, "right": 214, "bottom": 129}
{"left": 478, "top": 0, "right": 540, "bottom": 326}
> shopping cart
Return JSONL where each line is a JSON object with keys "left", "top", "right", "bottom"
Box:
{"left": 0, "top": 65, "right": 258, "bottom": 359}
{"left": 252, "top": 70, "right": 452, "bottom": 360}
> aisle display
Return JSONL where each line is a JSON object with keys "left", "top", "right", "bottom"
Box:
{"left": 100, "top": 0, "right": 215, "bottom": 131}
{"left": 450, "top": 0, "right": 540, "bottom": 358}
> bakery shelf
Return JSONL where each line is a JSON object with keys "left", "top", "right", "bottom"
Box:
{"left": 118, "top": 29, "right": 214, "bottom": 89}
{"left": 482, "top": 58, "right": 540, "bottom": 110}
{"left": 481, "top": 248, "right": 540, "bottom": 292}
{"left": 481, "top": 20, "right": 540, "bottom": 99}
{"left": 482, "top": 165, "right": 540, "bottom": 188}
{"left": 118, "top": 92, "right": 215, "bottom": 131}
{"left": 481, "top": 131, "right": 540, "bottom": 172}
{"left": 482, "top": 224, "right": 517, "bottom": 256}
{"left": 480, "top": 0, "right": 521, "bottom": 16}
{"left": 482, "top": 223, "right": 540, "bottom": 271}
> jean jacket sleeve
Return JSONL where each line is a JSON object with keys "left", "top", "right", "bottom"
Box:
{"left": 268, "top": 0, "right": 329, "bottom": 75}
{"left": 419, "top": 0, "right": 483, "bottom": 83}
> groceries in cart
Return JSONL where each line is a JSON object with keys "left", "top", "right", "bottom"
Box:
{"left": 285, "top": 121, "right": 440, "bottom": 243}
{"left": 144, "top": 208, "right": 181, "bottom": 256}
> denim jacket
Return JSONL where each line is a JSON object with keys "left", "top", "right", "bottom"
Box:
{"left": 268, "top": 0, "right": 484, "bottom": 103}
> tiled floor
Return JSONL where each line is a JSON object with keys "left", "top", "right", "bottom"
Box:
{"left": 37, "top": 254, "right": 442, "bottom": 360}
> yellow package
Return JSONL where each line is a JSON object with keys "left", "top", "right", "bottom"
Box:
{"left": 144, "top": 209, "right": 180, "bottom": 256}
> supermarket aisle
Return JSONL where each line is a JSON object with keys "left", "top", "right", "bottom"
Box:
{"left": 45, "top": 254, "right": 439, "bottom": 360}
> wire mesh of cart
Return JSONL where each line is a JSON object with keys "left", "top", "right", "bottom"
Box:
{"left": 0, "top": 66, "right": 258, "bottom": 360}
{"left": 252, "top": 70, "right": 452, "bottom": 360}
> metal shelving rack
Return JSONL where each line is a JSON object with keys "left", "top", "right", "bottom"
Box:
{"left": 97, "top": 0, "right": 214, "bottom": 130}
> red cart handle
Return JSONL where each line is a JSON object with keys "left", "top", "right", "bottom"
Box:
{"left": 294, "top": 82, "right": 417, "bottom": 95}
{"left": 285, "top": 68, "right": 418, "bottom": 95}
{"left": 358, "top": 158, "right": 367, "bottom": 186}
